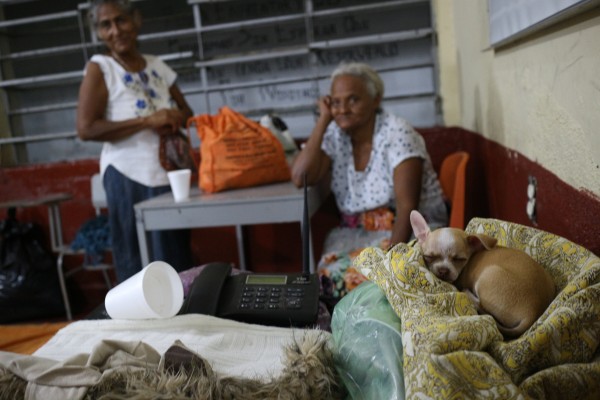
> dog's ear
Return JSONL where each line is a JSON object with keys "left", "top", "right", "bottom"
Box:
{"left": 467, "top": 234, "right": 497, "bottom": 252}
{"left": 410, "top": 210, "right": 430, "bottom": 243}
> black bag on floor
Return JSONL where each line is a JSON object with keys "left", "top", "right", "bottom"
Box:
{"left": 0, "top": 209, "right": 64, "bottom": 323}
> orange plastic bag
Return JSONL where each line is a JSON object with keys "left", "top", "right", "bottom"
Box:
{"left": 188, "top": 106, "right": 291, "bottom": 193}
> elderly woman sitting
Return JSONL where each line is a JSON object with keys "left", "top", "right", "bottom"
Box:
{"left": 291, "top": 62, "right": 447, "bottom": 305}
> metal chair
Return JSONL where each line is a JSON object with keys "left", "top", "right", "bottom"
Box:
{"left": 439, "top": 151, "right": 470, "bottom": 229}
{"left": 56, "top": 173, "right": 113, "bottom": 320}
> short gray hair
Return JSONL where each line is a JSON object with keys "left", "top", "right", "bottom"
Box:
{"left": 89, "top": 0, "right": 135, "bottom": 26}
{"left": 330, "top": 62, "right": 384, "bottom": 99}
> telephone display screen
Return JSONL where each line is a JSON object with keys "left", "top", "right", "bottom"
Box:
{"left": 245, "top": 275, "right": 287, "bottom": 285}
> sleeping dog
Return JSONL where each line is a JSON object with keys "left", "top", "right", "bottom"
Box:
{"left": 409, "top": 210, "right": 555, "bottom": 338}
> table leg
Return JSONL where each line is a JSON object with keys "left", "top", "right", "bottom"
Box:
{"left": 135, "top": 209, "right": 150, "bottom": 267}
{"left": 235, "top": 225, "right": 246, "bottom": 271}
{"left": 47, "top": 203, "right": 64, "bottom": 252}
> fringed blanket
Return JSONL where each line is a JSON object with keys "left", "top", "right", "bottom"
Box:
{"left": 357, "top": 218, "right": 600, "bottom": 399}
{"left": 0, "top": 314, "right": 345, "bottom": 400}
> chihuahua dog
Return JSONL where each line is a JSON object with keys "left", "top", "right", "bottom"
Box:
{"left": 409, "top": 210, "right": 555, "bottom": 338}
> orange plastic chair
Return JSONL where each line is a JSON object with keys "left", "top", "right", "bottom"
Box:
{"left": 439, "top": 151, "right": 470, "bottom": 229}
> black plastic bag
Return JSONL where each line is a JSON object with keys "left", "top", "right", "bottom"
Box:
{"left": 0, "top": 209, "right": 64, "bottom": 323}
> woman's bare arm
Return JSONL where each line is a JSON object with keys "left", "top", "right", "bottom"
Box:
{"left": 390, "top": 157, "right": 423, "bottom": 245}
{"left": 169, "top": 83, "right": 193, "bottom": 123}
{"left": 290, "top": 96, "right": 333, "bottom": 187}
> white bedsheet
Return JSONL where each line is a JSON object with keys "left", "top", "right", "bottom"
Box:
{"left": 34, "top": 314, "right": 327, "bottom": 380}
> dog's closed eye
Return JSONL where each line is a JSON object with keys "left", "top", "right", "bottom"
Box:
{"left": 423, "top": 255, "right": 435, "bottom": 264}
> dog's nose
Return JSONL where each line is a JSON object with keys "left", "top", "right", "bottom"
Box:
{"left": 438, "top": 267, "right": 449, "bottom": 279}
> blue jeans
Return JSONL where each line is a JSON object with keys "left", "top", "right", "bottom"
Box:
{"left": 103, "top": 166, "right": 192, "bottom": 283}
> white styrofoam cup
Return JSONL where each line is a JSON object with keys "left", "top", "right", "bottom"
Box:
{"left": 167, "top": 169, "right": 191, "bottom": 202}
{"left": 105, "top": 261, "right": 184, "bottom": 319}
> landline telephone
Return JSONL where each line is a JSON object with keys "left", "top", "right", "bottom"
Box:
{"left": 179, "top": 262, "right": 320, "bottom": 327}
{"left": 180, "top": 175, "right": 320, "bottom": 328}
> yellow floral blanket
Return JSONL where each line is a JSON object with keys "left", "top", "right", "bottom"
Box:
{"left": 357, "top": 218, "right": 600, "bottom": 399}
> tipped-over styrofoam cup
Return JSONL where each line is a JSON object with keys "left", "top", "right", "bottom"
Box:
{"left": 105, "top": 261, "right": 184, "bottom": 319}
{"left": 167, "top": 169, "right": 191, "bottom": 202}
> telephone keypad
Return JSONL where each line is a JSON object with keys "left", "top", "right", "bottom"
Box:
{"left": 238, "top": 285, "right": 306, "bottom": 311}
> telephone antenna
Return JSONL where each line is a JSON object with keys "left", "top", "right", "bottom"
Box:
{"left": 302, "top": 173, "right": 310, "bottom": 276}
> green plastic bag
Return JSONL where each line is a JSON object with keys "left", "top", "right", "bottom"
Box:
{"left": 331, "top": 281, "right": 405, "bottom": 400}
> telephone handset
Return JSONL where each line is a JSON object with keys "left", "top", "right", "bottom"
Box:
{"left": 179, "top": 262, "right": 232, "bottom": 316}
{"left": 179, "top": 262, "right": 320, "bottom": 327}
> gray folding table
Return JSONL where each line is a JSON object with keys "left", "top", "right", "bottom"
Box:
{"left": 134, "top": 181, "right": 328, "bottom": 272}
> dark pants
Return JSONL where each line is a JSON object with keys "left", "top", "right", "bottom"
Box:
{"left": 103, "top": 165, "right": 193, "bottom": 283}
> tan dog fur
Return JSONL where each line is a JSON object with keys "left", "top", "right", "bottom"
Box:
{"left": 410, "top": 210, "right": 556, "bottom": 338}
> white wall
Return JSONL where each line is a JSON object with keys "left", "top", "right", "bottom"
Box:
{"left": 435, "top": 0, "right": 600, "bottom": 197}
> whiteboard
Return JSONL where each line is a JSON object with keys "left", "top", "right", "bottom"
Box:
{"left": 489, "top": 0, "right": 600, "bottom": 46}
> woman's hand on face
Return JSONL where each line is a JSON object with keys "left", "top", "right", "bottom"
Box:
{"left": 317, "top": 95, "right": 333, "bottom": 124}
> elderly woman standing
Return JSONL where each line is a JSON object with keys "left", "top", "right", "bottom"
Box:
{"left": 292, "top": 62, "right": 447, "bottom": 302}
{"left": 77, "top": 0, "right": 193, "bottom": 282}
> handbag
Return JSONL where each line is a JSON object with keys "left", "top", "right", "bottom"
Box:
{"left": 159, "top": 130, "right": 196, "bottom": 172}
